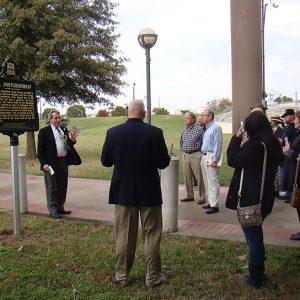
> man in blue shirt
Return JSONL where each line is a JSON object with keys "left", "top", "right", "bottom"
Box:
{"left": 200, "top": 109, "right": 223, "bottom": 214}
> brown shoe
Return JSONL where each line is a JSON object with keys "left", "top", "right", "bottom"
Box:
{"left": 146, "top": 273, "right": 167, "bottom": 288}
{"left": 180, "top": 197, "right": 194, "bottom": 202}
{"left": 111, "top": 274, "right": 130, "bottom": 287}
{"left": 197, "top": 199, "right": 206, "bottom": 205}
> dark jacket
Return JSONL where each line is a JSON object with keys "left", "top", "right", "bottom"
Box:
{"left": 226, "top": 136, "right": 281, "bottom": 218}
{"left": 101, "top": 118, "right": 171, "bottom": 207}
{"left": 274, "top": 126, "right": 284, "bottom": 140}
{"left": 37, "top": 125, "right": 81, "bottom": 172}
{"left": 283, "top": 123, "right": 298, "bottom": 145}
{"left": 283, "top": 131, "right": 300, "bottom": 191}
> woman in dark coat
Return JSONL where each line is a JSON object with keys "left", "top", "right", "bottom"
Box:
{"left": 226, "top": 111, "right": 283, "bottom": 288}
{"left": 285, "top": 110, "right": 300, "bottom": 240}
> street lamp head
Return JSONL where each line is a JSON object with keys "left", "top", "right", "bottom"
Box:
{"left": 138, "top": 28, "right": 158, "bottom": 50}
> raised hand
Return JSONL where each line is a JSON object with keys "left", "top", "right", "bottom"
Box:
{"left": 70, "top": 127, "right": 80, "bottom": 141}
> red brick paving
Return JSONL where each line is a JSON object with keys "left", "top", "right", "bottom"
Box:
{"left": 1, "top": 198, "right": 298, "bottom": 247}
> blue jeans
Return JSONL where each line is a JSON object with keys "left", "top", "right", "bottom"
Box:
{"left": 242, "top": 226, "right": 265, "bottom": 266}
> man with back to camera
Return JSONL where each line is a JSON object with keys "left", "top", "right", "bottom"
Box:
{"left": 200, "top": 109, "right": 223, "bottom": 214}
{"left": 37, "top": 109, "right": 81, "bottom": 219}
{"left": 180, "top": 112, "right": 206, "bottom": 204}
{"left": 101, "top": 100, "right": 170, "bottom": 287}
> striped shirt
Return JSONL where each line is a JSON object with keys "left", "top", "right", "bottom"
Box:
{"left": 180, "top": 124, "right": 204, "bottom": 153}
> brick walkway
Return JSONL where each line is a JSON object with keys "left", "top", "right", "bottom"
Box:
{"left": 0, "top": 197, "right": 299, "bottom": 248}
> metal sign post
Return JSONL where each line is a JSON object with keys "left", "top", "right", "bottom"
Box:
{"left": 0, "top": 59, "right": 39, "bottom": 235}
{"left": 10, "top": 133, "right": 21, "bottom": 234}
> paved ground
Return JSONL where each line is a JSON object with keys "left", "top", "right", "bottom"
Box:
{"left": 0, "top": 172, "right": 299, "bottom": 247}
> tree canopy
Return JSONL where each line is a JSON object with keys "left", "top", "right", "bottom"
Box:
{"left": 273, "top": 96, "right": 293, "bottom": 104}
{"left": 67, "top": 104, "right": 86, "bottom": 118}
{"left": 96, "top": 109, "right": 109, "bottom": 117}
{"left": 152, "top": 107, "right": 169, "bottom": 115}
{"left": 111, "top": 105, "right": 126, "bottom": 117}
{"left": 0, "top": 0, "right": 127, "bottom": 105}
{"left": 207, "top": 98, "right": 232, "bottom": 114}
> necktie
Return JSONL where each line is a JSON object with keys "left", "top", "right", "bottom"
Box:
{"left": 56, "top": 127, "right": 70, "bottom": 150}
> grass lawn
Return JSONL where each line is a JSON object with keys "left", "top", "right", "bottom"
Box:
{"left": 0, "top": 212, "right": 299, "bottom": 299}
{"left": 0, "top": 115, "right": 234, "bottom": 186}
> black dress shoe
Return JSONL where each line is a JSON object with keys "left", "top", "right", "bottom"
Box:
{"left": 278, "top": 195, "right": 290, "bottom": 200}
{"left": 202, "top": 204, "right": 211, "bottom": 209}
{"left": 206, "top": 207, "right": 219, "bottom": 214}
{"left": 290, "top": 231, "right": 300, "bottom": 240}
{"left": 180, "top": 197, "right": 194, "bottom": 202}
{"left": 58, "top": 210, "right": 72, "bottom": 215}
{"left": 284, "top": 199, "right": 291, "bottom": 203}
{"left": 50, "top": 213, "right": 61, "bottom": 219}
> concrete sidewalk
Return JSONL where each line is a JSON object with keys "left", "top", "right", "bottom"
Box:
{"left": 0, "top": 173, "right": 299, "bottom": 247}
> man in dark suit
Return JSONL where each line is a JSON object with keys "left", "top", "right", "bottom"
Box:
{"left": 37, "top": 109, "right": 81, "bottom": 219}
{"left": 101, "top": 100, "right": 170, "bottom": 287}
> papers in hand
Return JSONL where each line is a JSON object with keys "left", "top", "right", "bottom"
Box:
{"left": 48, "top": 165, "right": 55, "bottom": 175}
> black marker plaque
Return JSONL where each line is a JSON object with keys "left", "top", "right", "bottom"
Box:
{"left": 0, "top": 59, "right": 39, "bottom": 135}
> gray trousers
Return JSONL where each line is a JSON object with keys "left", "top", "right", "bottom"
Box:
{"left": 114, "top": 205, "right": 162, "bottom": 286}
{"left": 44, "top": 158, "right": 68, "bottom": 214}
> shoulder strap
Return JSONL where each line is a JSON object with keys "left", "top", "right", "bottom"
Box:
{"left": 260, "top": 142, "right": 267, "bottom": 203}
{"left": 237, "top": 169, "right": 244, "bottom": 206}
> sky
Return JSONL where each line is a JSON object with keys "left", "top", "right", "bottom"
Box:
{"left": 106, "top": 0, "right": 300, "bottom": 114}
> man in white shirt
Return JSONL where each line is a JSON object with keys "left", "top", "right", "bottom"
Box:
{"left": 37, "top": 110, "right": 81, "bottom": 219}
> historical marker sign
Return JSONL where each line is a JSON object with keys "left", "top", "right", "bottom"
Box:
{"left": 0, "top": 59, "right": 39, "bottom": 134}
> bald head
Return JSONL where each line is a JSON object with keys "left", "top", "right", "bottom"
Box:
{"left": 128, "top": 100, "right": 146, "bottom": 119}
{"left": 251, "top": 107, "right": 264, "bottom": 113}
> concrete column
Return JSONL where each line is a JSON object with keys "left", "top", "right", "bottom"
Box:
{"left": 231, "top": 0, "right": 262, "bottom": 133}
{"left": 161, "top": 157, "right": 179, "bottom": 233}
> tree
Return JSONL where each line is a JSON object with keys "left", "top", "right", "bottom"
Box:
{"left": 274, "top": 96, "right": 293, "bottom": 104}
{"left": 96, "top": 109, "right": 109, "bottom": 117}
{"left": 207, "top": 98, "right": 232, "bottom": 114}
{"left": 67, "top": 105, "right": 86, "bottom": 118}
{"left": 152, "top": 107, "right": 169, "bottom": 115}
{"left": 0, "top": 0, "right": 127, "bottom": 157}
{"left": 111, "top": 105, "right": 126, "bottom": 117}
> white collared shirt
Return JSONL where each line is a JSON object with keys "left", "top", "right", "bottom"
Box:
{"left": 51, "top": 124, "right": 67, "bottom": 157}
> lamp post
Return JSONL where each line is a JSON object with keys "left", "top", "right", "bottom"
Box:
{"left": 132, "top": 82, "right": 136, "bottom": 100}
{"left": 138, "top": 28, "right": 158, "bottom": 124}
{"left": 261, "top": 0, "right": 278, "bottom": 108}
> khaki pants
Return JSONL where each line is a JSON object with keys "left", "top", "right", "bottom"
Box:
{"left": 115, "top": 205, "right": 162, "bottom": 286}
{"left": 182, "top": 152, "right": 206, "bottom": 200}
{"left": 200, "top": 154, "right": 220, "bottom": 207}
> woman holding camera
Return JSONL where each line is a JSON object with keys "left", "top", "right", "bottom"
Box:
{"left": 226, "top": 111, "right": 283, "bottom": 288}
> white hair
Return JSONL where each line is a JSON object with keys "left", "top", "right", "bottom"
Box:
{"left": 48, "top": 109, "right": 60, "bottom": 121}
{"left": 128, "top": 100, "right": 145, "bottom": 114}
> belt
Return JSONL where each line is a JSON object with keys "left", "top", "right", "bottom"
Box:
{"left": 202, "top": 151, "right": 213, "bottom": 156}
{"left": 57, "top": 156, "right": 67, "bottom": 160}
{"left": 184, "top": 150, "right": 199, "bottom": 154}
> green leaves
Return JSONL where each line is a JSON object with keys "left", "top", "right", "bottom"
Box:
{"left": 0, "top": 0, "right": 127, "bottom": 104}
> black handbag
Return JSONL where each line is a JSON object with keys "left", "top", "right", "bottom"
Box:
{"left": 237, "top": 143, "right": 267, "bottom": 227}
